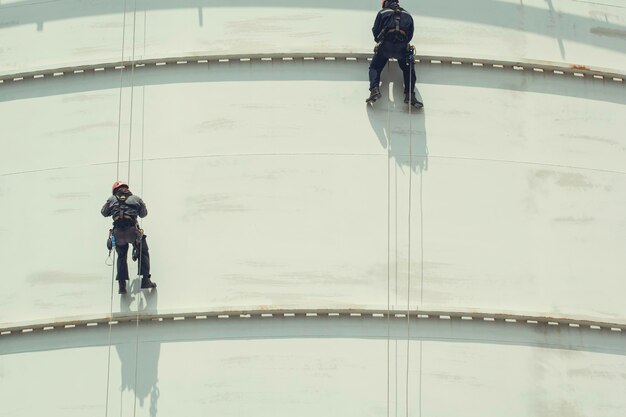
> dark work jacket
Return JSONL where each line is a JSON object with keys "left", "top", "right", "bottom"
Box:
{"left": 101, "top": 192, "right": 148, "bottom": 227}
{"left": 372, "top": 2, "right": 414, "bottom": 43}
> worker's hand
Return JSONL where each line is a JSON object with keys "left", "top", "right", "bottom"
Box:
{"left": 406, "top": 44, "right": 415, "bottom": 61}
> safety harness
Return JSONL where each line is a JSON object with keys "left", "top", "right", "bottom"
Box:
{"left": 112, "top": 194, "right": 134, "bottom": 225}
{"left": 105, "top": 194, "right": 142, "bottom": 262}
{"left": 377, "top": 6, "right": 410, "bottom": 43}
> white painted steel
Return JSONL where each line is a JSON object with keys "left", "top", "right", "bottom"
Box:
{"left": 1, "top": 0, "right": 626, "bottom": 73}
{"left": 1, "top": 0, "right": 625, "bottom": 416}
{"left": 1, "top": 316, "right": 626, "bottom": 416}
{"left": 1, "top": 59, "right": 625, "bottom": 325}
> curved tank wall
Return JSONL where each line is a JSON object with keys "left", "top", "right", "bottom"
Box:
{"left": 1, "top": 0, "right": 625, "bottom": 416}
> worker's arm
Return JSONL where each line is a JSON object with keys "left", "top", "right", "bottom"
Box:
{"left": 372, "top": 11, "right": 383, "bottom": 42}
{"left": 101, "top": 196, "right": 115, "bottom": 217}
{"left": 406, "top": 13, "right": 414, "bottom": 42}
{"left": 136, "top": 197, "right": 148, "bottom": 218}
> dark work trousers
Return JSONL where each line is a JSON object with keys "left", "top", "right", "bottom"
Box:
{"left": 368, "top": 42, "right": 416, "bottom": 94}
{"left": 115, "top": 235, "right": 150, "bottom": 281}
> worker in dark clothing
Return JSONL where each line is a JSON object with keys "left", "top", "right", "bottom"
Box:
{"left": 102, "top": 181, "right": 156, "bottom": 294}
{"left": 367, "top": 0, "right": 423, "bottom": 108}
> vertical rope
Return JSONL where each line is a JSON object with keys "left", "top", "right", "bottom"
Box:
{"left": 395, "top": 130, "right": 399, "bottom": 417}
{"left": 132, "top": 281, "right": 141, "bottom": 417}
{"left": 126, "top": 0, "right": 138, "bottom": 185}
{"left": 115, "top": 0, "right": 129, "bottom": 182}
{"left": 124, "top": 2, "right": 142, "bottom": 417}
{"left": 104, "top": 252, "right": 116, "bottom": 417}
{"left": 105, "top": 1, "right": 128, "bottom": 415}
{"left": 419, "top": 336, "right": 423, "bottom": 417}
{"left": 420, "top": 148, "right": 425, "bottom": 307}
{"left": 141, "top": 5, "right": 147, "bottom": 199}
{"left": 386, "top": 67, "right": 392, "bottom": 417}
{"left": 406, "top": 55, "right": 414, "bottom": 417}
{"left": 418, "top": 73, "right": 425, "bottom": 417}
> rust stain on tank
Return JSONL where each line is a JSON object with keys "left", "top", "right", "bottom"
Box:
{"left": 570, "top": 64, "right": 590, "bottom": 71}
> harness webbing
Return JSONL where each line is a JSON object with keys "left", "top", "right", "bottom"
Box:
{"left": 379, "top": 7, "right": 408, "bottom": 42}
{"left": 113, "top": 195, "right": 130, "bottom": 223}
{"left": 394, "top": 8, "right": 401, "bottom": 33}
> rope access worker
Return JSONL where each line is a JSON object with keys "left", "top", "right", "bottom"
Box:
{"left": 367, "top": 0, "right": 423, "bottom": 108}
{"left": 102, "top": 181, "right": 156, "bottom": 294}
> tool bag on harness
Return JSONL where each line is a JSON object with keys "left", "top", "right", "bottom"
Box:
{"left": 382, "top": 7, "right": 411, "bottom": 43}
{"left": 106, "top": 226, "right": 143, "bottom": 262}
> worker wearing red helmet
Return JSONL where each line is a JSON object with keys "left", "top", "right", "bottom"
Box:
{"left": 101, "top": 180, "right": 156, "bottom": 294}
{"left": 367, "top": 0, "right": 423, "bottom": 108}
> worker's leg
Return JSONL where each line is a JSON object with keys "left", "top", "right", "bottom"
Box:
{"left": 369, "top": 51, "right": 389, "bottom": 91}
{"left": 134, "top": 235, "right": 150, "bottom": 278}
{"left": 397, "top": 56, "right": 416, "bottom": 94}
{"left": 115, "top": 244, "right": 130, "bottom": 282}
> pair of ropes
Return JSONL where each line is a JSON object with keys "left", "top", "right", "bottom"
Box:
{"left": 105, "top": 0, "right": 144, "bottom": 416}
{"left": 385, "top": 56, "right": 419, "bottom": 417}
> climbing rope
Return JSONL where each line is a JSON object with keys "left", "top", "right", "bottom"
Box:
{"left": 122, "top": 1, "right": 143, "bottom": 417}
{"left": 104, "top": 252, "right": 117, "bottom": 417}
{"left": 105, "top": 0, "right": 142, "bottom": 415}
{"left": 406, "top": 50, "right": 414, "bottom": 417}
{"left": 105, "top": 0, "right": 128, "bottom": 415}
{"left": 394, "top": 120, "right": 399, "bottom": 417}
{"left": 126, "top": 0, "right": 138, "bottom": 187}
{"left": 386, "top": 65, "right": 392, "bottom": 417}
{"left": 418, "top": 110, "right": 425, "bottom": 417}
{"left": 115, "top": 4, "right": 129, "bottom": 182}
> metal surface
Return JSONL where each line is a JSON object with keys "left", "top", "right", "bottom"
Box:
{"left": 2, "top": 307, "right": 624, "bottom": 339}
{"left": 2, "top": 0, "right": 626, "bottom": 72}
{"left": 1, "top": 57, "right": 625, "bottom": 326}
{"left": 1, "top": 0, "right": 625, "bottom": 416}
{"left": 2, "top": 313, "right": 626, "bottom": 416}
{"left": 2, "top": 52, "right": 625, "bottom": 83}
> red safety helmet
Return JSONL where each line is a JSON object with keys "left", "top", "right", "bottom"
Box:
{"left": 112, "top": 180, "right": 129, "bottom": 193}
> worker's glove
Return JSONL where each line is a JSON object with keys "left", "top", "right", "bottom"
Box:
{"left": 374, "top": 42, "right": 381, "bottom": 53}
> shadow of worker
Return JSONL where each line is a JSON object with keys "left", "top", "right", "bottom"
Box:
{"left": 367, "top": 63, "right": 428, "bottom": 173}
{"left": 118, "top": 286, "right": 160, "bottom": 416}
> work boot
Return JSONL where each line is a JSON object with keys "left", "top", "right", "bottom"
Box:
{"left": 366, "top": 87, "right": 382, "bottom": 103}
{"left": 404, "top": 92, "right": 423, "bottom": 109}
{"left": 118, "top": 280, "right": 127, "bottom": 295}
{"left": 141, "top": 275, "right": 157, "bottom": 289}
